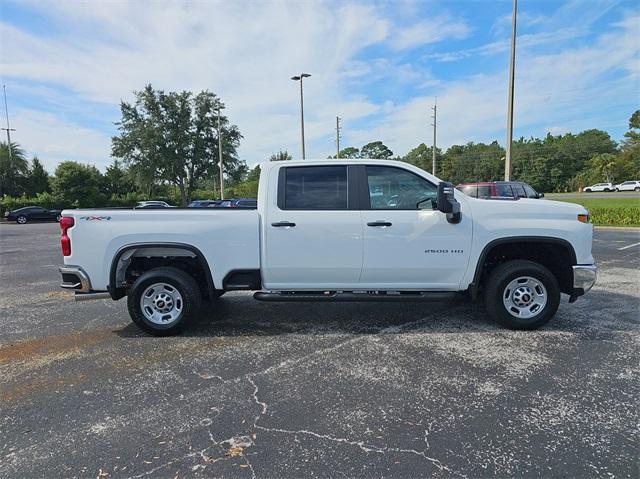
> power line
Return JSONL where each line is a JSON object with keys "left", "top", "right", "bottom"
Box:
{"left": 2, "top": 85, "right": 16, "bottom": 161}
{"left": 431, "top": 98, "right": 437, "bottom": 175}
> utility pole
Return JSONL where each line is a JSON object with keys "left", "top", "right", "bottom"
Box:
{"left": 291, "top": 74, "right": 311, "bottom": 159}
{"left": 504, "top": 0, "right": 517, "bottom": 181}
{"left": 335, "top": 116, "right": 341, "bottom": 158}
{"left": 431, "top": 98, "right": 437, "bottom": 176}
{"left": 217, "top": 105, "right": 225, "bottom": 200}
{"left": 2, "top": 85, "right": 16, "bottom": 161}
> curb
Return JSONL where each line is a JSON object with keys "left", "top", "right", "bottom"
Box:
{"left": 594, "top": 226, "right": 640, "bottom": 232}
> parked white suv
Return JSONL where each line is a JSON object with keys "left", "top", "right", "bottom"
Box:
{"left": 58, "top": 159, "right": 597, "bottom": 335}
{"left": 583, "top": 183, "right": 614, "bottom": 192}
{"left": 614, "top": 180, "right": 640, "bottom": 192}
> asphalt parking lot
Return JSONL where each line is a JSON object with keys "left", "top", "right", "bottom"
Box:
{"left": 1, "top": 223, "right": 638, "bottom": 478}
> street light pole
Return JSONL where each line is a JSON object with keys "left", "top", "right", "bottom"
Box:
{"left": 291, "top": 73, "right": 311, "bottom": 159}
{"left": 504, "top": 0, "right": 517, "bottom": 181}
{"left": 217, "top": 105, "right": 225, "bottom": 200}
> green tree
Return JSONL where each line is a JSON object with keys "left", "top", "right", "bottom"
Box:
{"left": 269, "top": 150, "right": 292, "bottom": 161}
{"left": 104, "top": 159, "right": 135, "bottom": 196}
{"left": 360, "top": 141, "right": 393, "bottom": 159}
{"left": 440, "top": 141, "right": 505, "bottom": 185}
{"left": 628, "top": 110, "right": 640, "bottom": 130}
{"left": 402, "top": 143, "right": 443, "bottom": 174}
{"left": 589, "top": 153, "right": 617, "bottom": 183}
{"left": 0, "top": 142, "right": 29, "bottom": 197}
{"left": 112, "top": 84, "right": 242, "bottom": 205}
{"left": 24, "top": 157, "right": 50, "bottom": 196}
{"left": 51, "top": 161, "right": 106, "bottom": 207}
{"left": 510, "top": 130, "right": 618, "bottom": 192}
{"left": 246, "top": 165, "right": 261, "bottom": 182}
{"left": 620, "top": 110, "right": 640, "bottom": 174}
{"left": 335, "top": 146, "right": 360, "bottom": 159}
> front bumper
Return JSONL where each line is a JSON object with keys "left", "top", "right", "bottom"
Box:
{"left": 569, "top": 264, "right": 597, "bottom": 302}
{"left": 59, "top": 265, "right": 92, "bottom": 292}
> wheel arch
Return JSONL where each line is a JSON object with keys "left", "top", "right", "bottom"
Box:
{"left": 470, "top": 236, "right": 577, "bottom": 299}
{"left": 108, "top": 242, "right": 216, "bottom": 301}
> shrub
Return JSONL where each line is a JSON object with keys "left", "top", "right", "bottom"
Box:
{"left": 0, "top": 192, "right": 73, "bottom": 216}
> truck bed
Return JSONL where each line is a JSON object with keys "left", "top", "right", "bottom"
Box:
{"left": 62, "top": 208, "right": 260, "bottom": 291}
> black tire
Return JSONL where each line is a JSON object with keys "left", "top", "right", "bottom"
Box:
{"left": 604, "top": 188, "right": 610, "bottom": 192}
{"left": 584, "top": 188, "right": 591, "bottom": 193}
{"left": 635, "top": 187, "right": 640, "bottom": 192}
{"left": 16, "top": 215, "right": 27, "bottom": 224}
{"left": 127, "top": 267, "right": 202, "bottom": 336}
{"left": 484, "top": 260, "right": 560, "bottom": 330}
{"left": 615, "top": 188, "right": 620, "bottom": 192}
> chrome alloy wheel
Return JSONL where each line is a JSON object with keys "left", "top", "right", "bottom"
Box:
{"left": 140, "top": 282, "right": 183, "bottom": 325}
{"left": 502, "top": 276, "right": 547, "bottom": 319}
{"left": 17, "top": 216, "right": 27, "bottom": 224}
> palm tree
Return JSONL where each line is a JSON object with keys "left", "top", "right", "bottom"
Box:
{"left": 0, "top": 142, "right": 29, "bottom": 197}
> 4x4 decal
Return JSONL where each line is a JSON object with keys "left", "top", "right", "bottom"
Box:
{"left": 79, "top": 216, "right": 112, "bottom": 221}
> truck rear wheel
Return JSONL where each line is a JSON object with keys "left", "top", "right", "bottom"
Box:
{"left": 127, "top": 267, "right": 201, "bottom": 336}
{"left": 484, "top": 260, "right": 560, "bottom": 330}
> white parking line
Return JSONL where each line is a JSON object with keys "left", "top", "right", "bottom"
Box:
{"left": 618, "top": 241, "right": 640, "bottom": 251}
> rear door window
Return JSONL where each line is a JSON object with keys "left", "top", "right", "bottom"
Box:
{"left": 495, "top": 184, "right": 513, "bottom": 197}
{"left": 283, "top": 166, "right": 348, "bottom": 210}
{"left": 477, "top": 186, "right": 491, "bottom": 198}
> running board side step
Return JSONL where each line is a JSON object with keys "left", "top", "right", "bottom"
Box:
{"left": 74, "top": 292, "right": 112, "bottom": 301}
{"left": 253, "top": 291, "right": 461, "bottom": 302}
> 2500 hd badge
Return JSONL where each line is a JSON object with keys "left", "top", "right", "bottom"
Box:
{"left": 425, "top": 249, "right": 464, "bottom": 254}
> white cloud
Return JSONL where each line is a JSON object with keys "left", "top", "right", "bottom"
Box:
{"left": 1, "top": 1, "right": 392, "bottom": 166}
{"left": 431, "top": 0, "right": 621, "bottom": 62}
{"left": 0, "top": 0, "right": 635, "bottom": 171}
{"left": 390, "top": 15, "right": 471, "bottom": 50}
{"left": 10, "top": 109, "right": 112, "bottom": 173}
{"left": 545, "top": 126, "right": 570, "bottom": 136}
{"left": 342, "top": 11, "right": 639, "bottom": 156}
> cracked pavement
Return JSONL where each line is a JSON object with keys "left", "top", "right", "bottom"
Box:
{"left": 1, "top": 223, "right": 638, "bottom": 478}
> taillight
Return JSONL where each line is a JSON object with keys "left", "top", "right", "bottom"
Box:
{"left": 60, "top": 216, "right": 74, "bottom": 256}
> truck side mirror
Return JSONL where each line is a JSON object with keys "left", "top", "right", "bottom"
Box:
{"left": 437, "top": 182, "right": 461, "bottom": 224}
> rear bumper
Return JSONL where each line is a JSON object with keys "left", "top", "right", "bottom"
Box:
{"left": 59, "top": 265, "right": 92, "bottom": 292}
{"left": 569, "top": 264, "right": 597, "bottom": 302}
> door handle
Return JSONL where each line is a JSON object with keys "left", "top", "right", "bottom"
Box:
{"left": 271, "top": 221, "right": 296, "bottom": 227}
{"left": 367, "top": 221, "right": 392, "bottom": 227}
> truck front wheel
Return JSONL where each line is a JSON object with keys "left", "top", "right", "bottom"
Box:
{"left": 127, "top": 267, "right": 201, "bottom": 336}
{"left": 484, "top": 260, "right": 560, "bottom": 330}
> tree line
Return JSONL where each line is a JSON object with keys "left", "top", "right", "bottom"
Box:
{"left": 0, "top": 84, "right": 638, "bottom": 212}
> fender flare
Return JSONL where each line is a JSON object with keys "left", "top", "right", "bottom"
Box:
{"left": 108, "top": 242, "right": 216, "bottom": 300}
{"left": 469, "top": 236, "right": 577, "bottom": 298}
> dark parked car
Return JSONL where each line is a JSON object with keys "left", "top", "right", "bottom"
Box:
{"left": 456, "top": 181, "right": 543, "bottom": 199}
{"left": 4, "top": 206, "right": 63, "bottom": 224}
{"left": 188, "top": 200, "right": 222, "bottom": 208}
{"left": 216, "top": 198, "right": 257, "bottom": 209}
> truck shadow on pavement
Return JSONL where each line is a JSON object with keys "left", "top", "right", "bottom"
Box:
{"left": 114, "top": 288, "right": 638, "bottom": 339}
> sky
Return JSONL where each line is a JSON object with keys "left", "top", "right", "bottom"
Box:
{"left": 0, "top": 0, "right": 638, "bottom": 173}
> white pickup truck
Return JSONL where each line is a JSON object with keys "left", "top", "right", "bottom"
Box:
{"left": 59, "top": 159, "right": 597, "bottom": 335}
